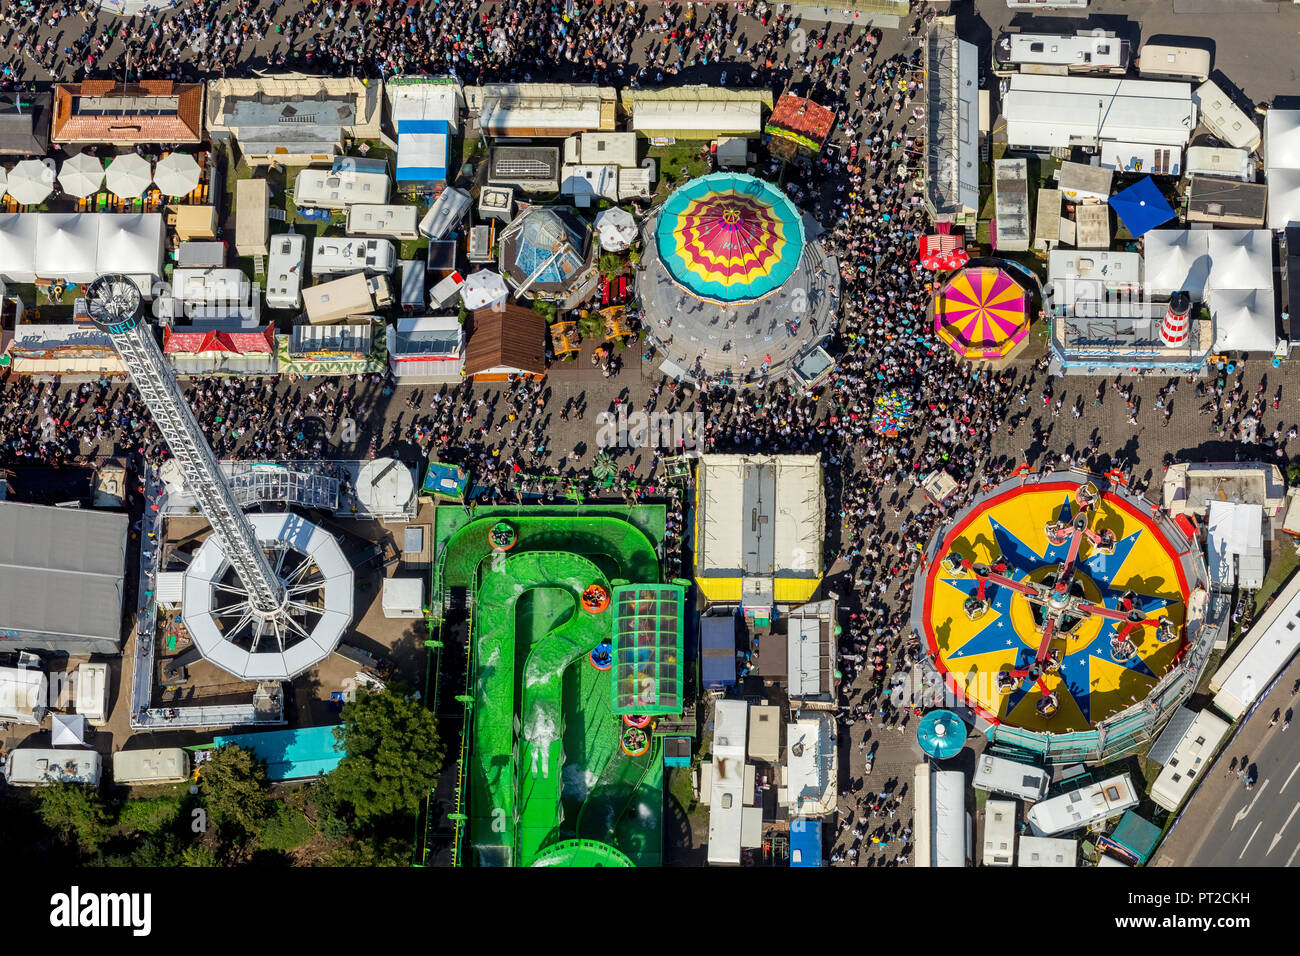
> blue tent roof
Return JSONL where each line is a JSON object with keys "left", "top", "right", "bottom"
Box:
{"left": 916, "top": 709, "right": 966, "bottom": 760}
{"left": 396, "top": 118, "right": 449, "bottom": 183}
{"left": 1108, "top": 177, "right": 1175, "bottom": 238}
{"left": 789, "top": 819, "right": 823, "bottom": 867}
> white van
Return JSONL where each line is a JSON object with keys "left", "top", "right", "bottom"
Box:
{"left": 4, "top": 748, "right": 102, "bottom": 786}
{"left": 972, "top": 753, "right": 1050, "bottom": 801}
{"left": 112, "top": 748, "right": 191, "bottom": 785}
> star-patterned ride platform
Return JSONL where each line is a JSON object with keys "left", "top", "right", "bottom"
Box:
{"left": 919, "top": 481, "right": 1189, "bottom": 733}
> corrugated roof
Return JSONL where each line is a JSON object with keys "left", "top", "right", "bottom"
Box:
{"left": 0, "top": 501, "right": 127, "bottom": 645}
{"left": 463, "top": 305, "right": 546, "bottom": 376}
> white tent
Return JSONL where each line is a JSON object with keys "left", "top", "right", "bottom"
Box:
{"left": 1266, "top": 110, "right": 1300, "bottom": 228}
{"left": 459, "top": 269, "right": 509, "bottom": 311}
{"left": 51, "top": 713, "right": 87, "bottom": 746}
{"left": 0, "top": 213, "right": 40, "bottom": 282}
{"left": 1268, "top": 168, "right": 1300, "bottom": 233}
{"left": 1143, "top": 229, "right": 1211, "bottom": 296}
{"left": 1266, "top": 110, "right": 1300, "bottom": 169}
{"left": 105, "top": 153, "right": 152, "bottom": 198}
{"left": 355, "top": 458, "right": 415, "bottom": 515}
{"left": 6, "top": 159, "right": 54, "bottom": 205}
{"left": 594, "top": 206, "right": 637, "bottom": 251}
{"left": 35, "top": 213, "right": 100, "bottom": 282}
{"left": 1207, "top": 230, "right": 1273, "bottom": 291}
{"left": 96, "top": 213, "right": 165, "bottom": 289}
{"left": 153, "top": 152, "right": 201, "bottom": 197}
{"left": 1211, "top": 288, "right": 1277, "bottom": 353}
{"left": 59, "top": 153, "right": 105, "bottom": 198}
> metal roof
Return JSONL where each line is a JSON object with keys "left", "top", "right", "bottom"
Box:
{"left": 0, "top": 501, "right": 127, "bottom": 648}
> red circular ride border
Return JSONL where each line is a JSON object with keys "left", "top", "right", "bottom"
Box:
{"left": 920, "top": 480, "right": 1192, "bottom": 728}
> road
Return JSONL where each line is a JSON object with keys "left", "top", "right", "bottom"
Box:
{"left": 1156, "top": 652, "right": 1300, "bottom": 866}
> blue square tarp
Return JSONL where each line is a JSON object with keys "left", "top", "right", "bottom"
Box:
{"left": 1108, "top": 177, "right": 1175, "bottom": 238}
{"left": 790, "top": 819, "right": 823, "bottom": 866}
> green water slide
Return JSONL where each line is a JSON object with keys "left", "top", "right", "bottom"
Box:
{"left": 449, "top": 513, "right": 663, "bottom": 867}
{"left": 467, "top": 550, "right": 610, "bottom": 866}
{"left": 434, "top": 515, "right": 662, "bottom": 609}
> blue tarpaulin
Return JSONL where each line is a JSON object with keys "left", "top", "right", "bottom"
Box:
{"left": 700, "top": 615, "right": 737, "bottom": 690}
{"left": 1108, "top": 177, "right": 1176, "bottom": 238}
{"left": 790, "top": 819, "right": 823, "bottom": 866}
{"left": 396, "top": 118, "right": 449, "bottom": 184}
{"left": 213, "top": 725, "right": 344, "bottom": 781}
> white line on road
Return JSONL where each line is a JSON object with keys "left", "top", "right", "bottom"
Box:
{"left": 1268, "top": 802, "right": 1300, "bottom": 855}
{"left": 1289, "top": 843, "right": 1300, "bottom": 867}
{"left": 1281, "top": 761, "right": 1300, "bottom": 795}
{"left": 1241, "top": 821, "right": 1263, "bottom": 859}
{"left": 1231, "top": 778, "right": 1271, "bottom": 829}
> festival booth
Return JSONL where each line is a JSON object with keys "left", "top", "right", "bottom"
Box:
{"left": 385, "top": 314, "right": 464, "bottom": 383}
{"left": 5, "top": 316, "right": 126, "bottom": 376}
{"left": 0, "top": 213, "right": 39, "bottom": 282}
{"left": 162, "top": 323, "right": 278, "bottom": 376}
{"left": 278, "top": 319, "right": 385, "bottom": 376}
{"left": 35, "top": 214, "right": 100, "bottom": 283}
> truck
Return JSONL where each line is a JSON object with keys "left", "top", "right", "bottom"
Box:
{"left": 112, "top": 748, "right": 191, "bottom": 785}
{"left": 4, "top": 748, "right": 102, "bottom": 786}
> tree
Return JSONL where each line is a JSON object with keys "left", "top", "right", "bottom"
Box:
{"left": 330, "top": 687, "right": 444, "bottom": 824}
{"left": 33, "top": 784, "right": 110, "bottom": 852}
{"left": 598, "top": 253, "right": 625, "bottom": 281}
{"left": 199, "top": 745, "right": 270, "bottom": 839}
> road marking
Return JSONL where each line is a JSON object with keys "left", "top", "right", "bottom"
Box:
{"left": 1289, "top": 843, "right": 1300, "bottom": 867}
{"left": 1268, "top": 802, "right": 1300, "bottom": 855}
{"left": 1240, "top": 821, "right": 1262, "bottom": 859}
{"left": 1231, "top": 778, "right": 1271, "bottom": 829}
{"left": 1281, "top": 760, "right": 1300, "bottom": 794}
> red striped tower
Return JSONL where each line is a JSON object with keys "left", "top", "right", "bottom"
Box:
{"left": 1161, "top": 291, "right": 1192, "bottom": 347}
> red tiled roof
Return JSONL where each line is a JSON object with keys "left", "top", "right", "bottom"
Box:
{"left": 52, "top": 82, "right": 203, "bottom": 144}
{"left": 766, "top": 93, "right": 836, "bottom": 145}
{"left": 163, "top": 324, "right": 275, "bottom": 355}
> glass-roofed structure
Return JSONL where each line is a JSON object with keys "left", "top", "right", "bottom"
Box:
{"left": 498, "top": 205, "right": 595, "bottom": 305}
{"left": 611, "top": 583, "right": 686, "bottom": 716}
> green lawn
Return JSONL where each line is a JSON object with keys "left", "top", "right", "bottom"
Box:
{"left": 1254, "top": 544, "right": 1300, "bottom": 617}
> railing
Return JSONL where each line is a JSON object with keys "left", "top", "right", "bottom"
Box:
{"left": 449, "top": 598, "right": 474, "bottom": 868}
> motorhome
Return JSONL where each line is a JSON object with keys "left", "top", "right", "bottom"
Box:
{"left": 309, "top": 237, "right": 396, "bottom": 278}
{"left": 346, "top": 204, "right": 420, "bottom": 241}
{"left": 265, "top": 233, "right": 306, "bottom": 310}
{"left": 4, "top": 748, "right": 102, "bottom": 786}
{"left": 74, "top": 662, "right": 109, "bottom": 726}
{"left": 1136, "top": 44, "right": 1211, "bottom": 82}
{"left": 112, "top": 748, "right": 191, "bottom": 785}
{"left": 419, "top": 186, "right": 471, "bottom": 240}
{"left": 1193, "top": 80, "right": 1262, "bottom": 152}
{"left": 972, "top": 753, "right": 1051, "bottom": 801}
{"left": 302, "top": 272, "right": 392, "bottom": 325}
{"left": 293, "top": 168, "right": 391, "bottom": 210}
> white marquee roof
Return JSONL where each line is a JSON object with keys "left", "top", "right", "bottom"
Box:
{"left": 1210, "top": 287, "right": 1277, "bottom": 353}
{"left": 1206, "top": 229, "right": 1273, "bottom": 290}
{"left": 35, "top": 213, "right": 99, "bottom": 279}
{"left": 0, "top": 212, "right": 39, "bottom": 282}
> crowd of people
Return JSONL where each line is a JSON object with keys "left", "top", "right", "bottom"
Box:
{"left": 8, "top": 0, "right": 1300, "bottom": 867}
